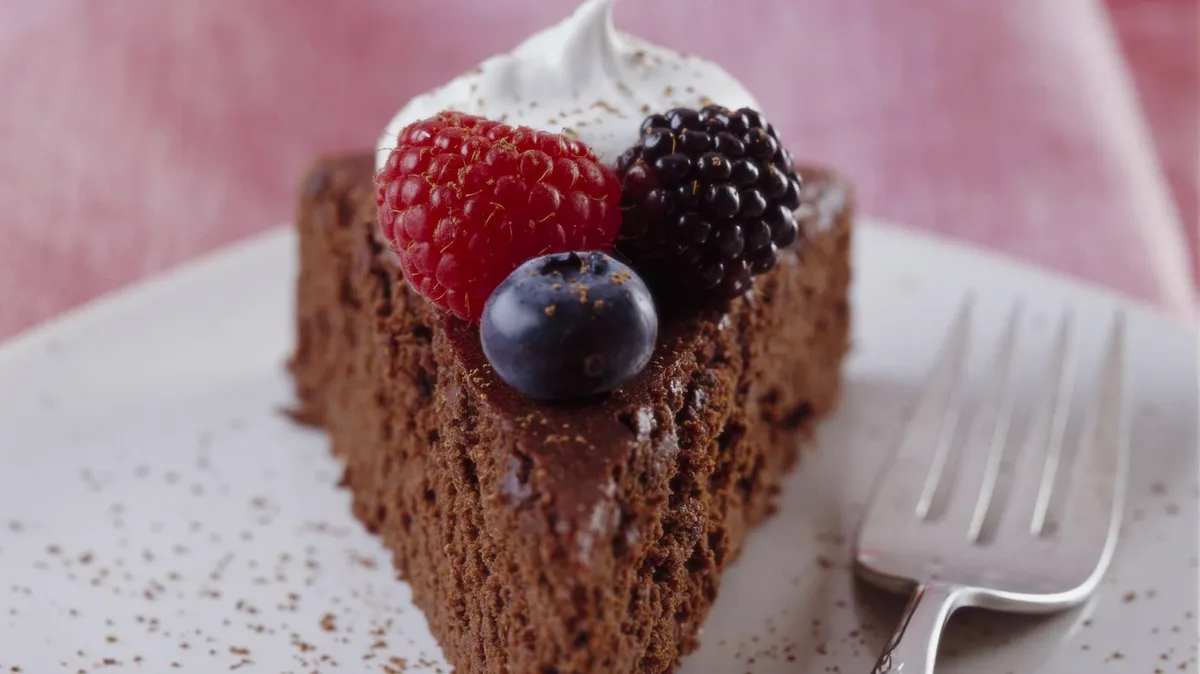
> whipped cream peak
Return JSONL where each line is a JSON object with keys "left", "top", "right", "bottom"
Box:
{"left": 376, "top": 0, "right": 761, "bottom": 170}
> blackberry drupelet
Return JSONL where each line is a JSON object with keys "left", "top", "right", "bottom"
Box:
{"left": 615, "top": 105, "right": 803, "bottom": 301}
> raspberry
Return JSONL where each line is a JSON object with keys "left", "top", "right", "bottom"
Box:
{"left": 376, "top": 112, "right": 622, "bottom": 322}
{"left": 614, "top": 105, "right": 802, "bottom": 301}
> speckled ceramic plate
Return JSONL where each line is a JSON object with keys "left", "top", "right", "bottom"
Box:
{"left": 0, "top": 222, "right": 1195, "bottom": 674}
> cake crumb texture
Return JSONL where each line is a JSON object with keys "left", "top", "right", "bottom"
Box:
{"left": 289, "top": 152, "right": 852, "bottom": 673}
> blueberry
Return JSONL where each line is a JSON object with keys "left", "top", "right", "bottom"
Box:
{"left": 480, "top": 252, "right": 658, "bottom": 400}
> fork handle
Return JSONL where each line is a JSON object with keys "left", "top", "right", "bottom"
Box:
{"left": 871, "top": 583, "right": 964, "bottom": 674}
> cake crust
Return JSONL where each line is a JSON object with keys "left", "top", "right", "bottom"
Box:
{"left": 289, "top": 152, "right": 852, "bottom": 672}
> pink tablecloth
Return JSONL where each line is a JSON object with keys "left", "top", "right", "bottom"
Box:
{"left": 0, "top": 0, "right": 1195, "bottom": 341}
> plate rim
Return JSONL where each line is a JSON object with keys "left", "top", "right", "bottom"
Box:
{"left": 0, "top": 219, "right": 1192, "bottom": 365}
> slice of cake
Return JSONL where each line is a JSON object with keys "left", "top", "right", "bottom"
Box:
{"left": 289, "top": 1, "right": 852, "bottom": 671}
{"left": 290, "top": 154, "right": 851, "bottom": 672}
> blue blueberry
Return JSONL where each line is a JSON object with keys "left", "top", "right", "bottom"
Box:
{"left": 480, "top": 251, "right": 658, "bottom": 400}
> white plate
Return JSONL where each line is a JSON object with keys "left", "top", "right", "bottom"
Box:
{"left": 0, "top": 223, "right": 1195, "bottom": 674}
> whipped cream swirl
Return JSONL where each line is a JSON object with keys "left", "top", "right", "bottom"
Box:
{"left": 376, "top": 0, "right": 760, "bottom": 170}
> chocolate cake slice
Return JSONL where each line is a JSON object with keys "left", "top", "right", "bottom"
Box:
{"left": 289, "top": 152, "right": 852, "bottom": 673}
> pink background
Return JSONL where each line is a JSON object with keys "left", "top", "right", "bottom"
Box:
{"left": 0, "top": 0, "right": 1195, "bottom": 342}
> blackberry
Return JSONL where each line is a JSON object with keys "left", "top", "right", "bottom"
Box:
{"left": 615, "top": 105, "right": 802, "bottom": 301}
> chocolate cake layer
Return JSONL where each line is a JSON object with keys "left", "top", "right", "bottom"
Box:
{"left": 289, "top": 152, "right": 852, "bottom": 673}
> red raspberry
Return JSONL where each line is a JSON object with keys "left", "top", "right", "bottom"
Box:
{"left": 376, "top": 112, "right": 622, "bottom": 323}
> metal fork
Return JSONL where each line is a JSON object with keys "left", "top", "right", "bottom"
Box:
{"left": 855, "top": 300, "right": 1128, "bottom": 674}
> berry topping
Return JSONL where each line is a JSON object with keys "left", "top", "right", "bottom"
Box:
{"left": 480, "top": 251, "right": 658, "bottom": 400}
{"left": 376, "top": 112, "right": 623, "bottom": 322}
{"left": 614, "top": 105, "right": 802, "bottom": 300}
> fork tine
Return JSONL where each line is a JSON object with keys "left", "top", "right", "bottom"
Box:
{"left": 936, "top": 301, "right": 1023, "bottom": 540}
{"left": 999, "top": 310, "right": 1077, "bottom": 538}
{"left": 871, "top": 297, "right": 974, "bottom": 519}
{"left": 1029, "top": 311, "right": 1080, "bottom": 535}
{"left": 1061, "top": 314, "right": 1128, "bottom": 543}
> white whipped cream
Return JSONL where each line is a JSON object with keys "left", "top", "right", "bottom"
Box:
{"left": 376, "top": 0, "right": 760, "bottom": 171}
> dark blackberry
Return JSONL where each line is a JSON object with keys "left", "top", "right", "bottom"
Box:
{"left": 614, "top": 105, "right": 802, "bottom": 301}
